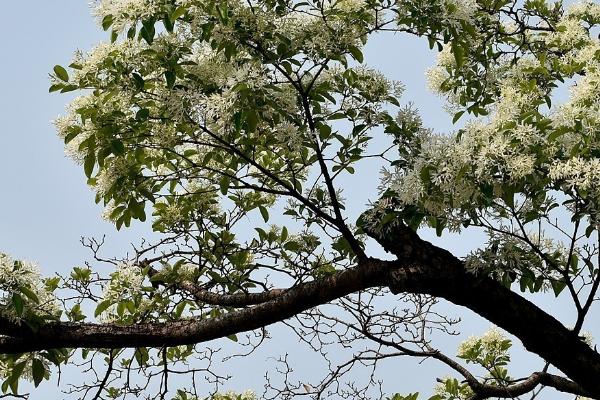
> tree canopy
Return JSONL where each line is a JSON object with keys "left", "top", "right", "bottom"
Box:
{"left": 2, "top": 0, "right": 600, "bottom": 398}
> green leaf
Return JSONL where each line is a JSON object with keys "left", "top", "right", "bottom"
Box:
{"left": 9, "top": 378, "right": 18, "bottom": 396}
{"left": 127, "top": 25, "right": 136, "bottom": 39}
{"left": 165, "top": 71, "right": 176, "bottom": 89}
{"left": 419, "top": 165, "right": 433, "bottom": 184}
{"left": 94, "top": 300, "right": 112, "bottom": 317}
{"left": 452, "top": 110, "right": 465, "bottom": 123}
{"left": 49, "top": 84, "right": 64, "bottom": 93}
{"left": 171, "top": 6, "right": 187, "bottom": 21}
{"left": 31, "top": 359, "right": 45, "bottom": 387}
{"left": 348, "top": 46, "right": 364, "bottom": 63}
{"left": 59, "top": 84, "right": 78, "bottom": 93}
{"left": 19, "top": 286, "right": 39, "bottom": 303}
{"left": 139, "top": 188, "right": 156, "bottom": 202}
{"left": 451, "top": 43, "right": 465, "bottom": 67}
{"left": 84, "top": 152, "right": 96, "bottom": 178}
{"left": 136, "top": 108, "right": 150, "bottom": 121}
{"left": 246, "top": 111, "right": 258, "bottom": 132}
{"left": 132, "top": 73, "right": 145, "bottom": 90}
{"left": 569, "top": 254, "right": 579, "bottom": 273}
{"left": 227, "top": 334, "right": 238, "bottom": 342}
{"left": 53, "top": 65, "right": 69, "bottom": 82}
{"left": 548, "top": 128, "right": 567, "bottom": 142}
{"left": 216, "top": 3, "right": 229, "bottom": 23}
{"left": 140, "top": 23, "right": 155, "bottom": 44}
{"left": 102, "top": 15, "right": 114, "bottom": 31}
{"left": 387, "top": 96, "right": 400, "bottom": 107}
{"left": 219, "top": 176, "right": 230, "bottom": 195}
{"left": 284, "top": 241, "right": 301, "bottom": 251}
{"left": 435, "top": 219, "right": 445, "bottom": 237}
{"left": 110, "top": 140, "right": 126, "bottom": 156}
{"left": 259, "top": 206, "right": 269, "bottom": 222}
{"left": 11, "top": 362, "right": 26, "bottom": 380}
{"left": 9, "top": 361, "right": 26, "bottom": 394}
{"left": 501, "top": 187, "right": 515, "bottom": 208}
{"left": 12, "top": 293, "right": 24, "bottom": 317}
{"left": 134, "top": 347, "right": 149, "bottom": 367}
{"left": 163, "top": 13, "right": 175, "bottom": 32}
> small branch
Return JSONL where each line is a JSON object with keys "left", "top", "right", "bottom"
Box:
{"left": 92, "top": 350, "right": 114, "bottom": 400}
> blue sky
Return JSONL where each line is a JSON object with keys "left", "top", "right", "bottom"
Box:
{"left": 0, "top": 2, "right": 590, "bottom": 399}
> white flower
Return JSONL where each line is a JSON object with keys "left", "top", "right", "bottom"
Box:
{"left": 98, "top": 261, "right": 148, "bottom": 322}
{"left": 506, "top": 154, "right": 536, "bottom": 180}
{"left": 274, "top": 121, "right": 304, "bottom": 151}
{"left": 94, "top": 156, "right": 132, "bottom": 196}
{"left": 549, "top": 157, "right": 600, "bottom": 193}
{"left": 444, "top": 0, "right": 478, "bottom": 23}
{"left": 0, "top": 252, "right": 61, "bottom": 322}
{"left": 93, "top": 0, "right": 162, "bottom": 31}
{"left": 72, "top": 39, "right": 143, "bottom": 81}
{"left": 329, "top": 0, "right": 366, "bottom": 12}
{"left": 567, "top": 1, "right": 600, "bottom": 22}
{"left": 544, "top": 18, "right": 589, "bottom": 48}
{"left": 457, "top": 327, "right": 510, "bottom": 360}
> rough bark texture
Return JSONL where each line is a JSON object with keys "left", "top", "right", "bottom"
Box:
{"left": 369, "top": 224, "right": 600, "bottom": 398}
{"left": 0, "top": 259, "right": 390, "bottom": 352}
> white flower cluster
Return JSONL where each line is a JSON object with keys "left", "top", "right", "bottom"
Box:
{"left": 274, "top": 121, "right": 304, "bottom": 152}
{"left": 93, "top": 0, "right": 162, "bottom": 31}
{"left": 546, "top": 19, "right": 590, "bottom": 48}
{"left": 98, "top": 261, "right": 148, "bottom": 322}
{"left": 98, "top": 262, "right": 159, "bottom": 323}
{"left": 102, "top": 261, "right": 145, "bottom": 303}
{"left": 567, "top": 0, "right": 600, "bottom": 22}
{"left": 400, "top": 0, "right": 478, "bottom": 35}
{"left": 94, "top": 156, "right": 133, "bottom": 196}
{"left": 71, "top": 39, "right": 143, "bottom": 82}
{"left": 444, "top": 0, "right": 478, "bottom": 25}
{"left": 549, "top": 157, "right": 600, "bottom": 193}
{"left": 154, "top": 201, "right": 188, "bottom": 227}
{"left": 54, "top": 116, "right": 89, "bottom": 165}
{"left": 426, "top": 46, "right": 454, "bottom": 94}
{"left": 432, "top": 376, "right": 473, "bottom": 400}
{"left": 272, "top": 8, "right": 368, "bottom": 59}
{"left": 53, "top": 94, "right": 99, "bottom": 164}
{"left": 389, "top": 2, "right": 600, "bottom": 227}
{"left": 580, "top": 330, "right": 594, "bottom": 347}
{"left": 0, "top": 252, "right": 60, "bottom": 322}
{"left": 329, "top": 0, "right": 366, "bottom": 12}
{"left": 210, "top": 390, "right": 257, "bottom": 400}
{"left": 457, "top": 327, "right": 510, "bottom": 361}
{"left": 389, "top": 118, "right": 541, "bottom": 224}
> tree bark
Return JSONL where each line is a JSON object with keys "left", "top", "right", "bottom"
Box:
{"left": 368, "top": 223, "right": 600, "bottom": 398}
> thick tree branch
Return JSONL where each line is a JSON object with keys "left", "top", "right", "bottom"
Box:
{"left": 0, "top": 259, "right": 390, "bottom": 353}
{"left": 2, "top": 225, "right": 600, "bottom": 397}
{"left": 467, "top": 372, "right": 589, "bottom": 399}
{"left": 359, "top": 322, "right": 588, "bottom": 398}
{"left": 365, "top": 222, "right": 600, "bottom": 398}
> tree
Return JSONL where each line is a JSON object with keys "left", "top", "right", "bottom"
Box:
{"left": 1, "top": 0, "right": 600, "bottom": 398}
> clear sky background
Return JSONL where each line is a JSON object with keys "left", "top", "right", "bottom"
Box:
{"left": 0, "top": 1, "right": 593, "bottom": 399}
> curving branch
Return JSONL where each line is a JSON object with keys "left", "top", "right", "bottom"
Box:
{"left": 466, "top": 372, "right": 588, "bottom": 399}
{"left": 365, "top": 222, "right": 600, "bottom": 398}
